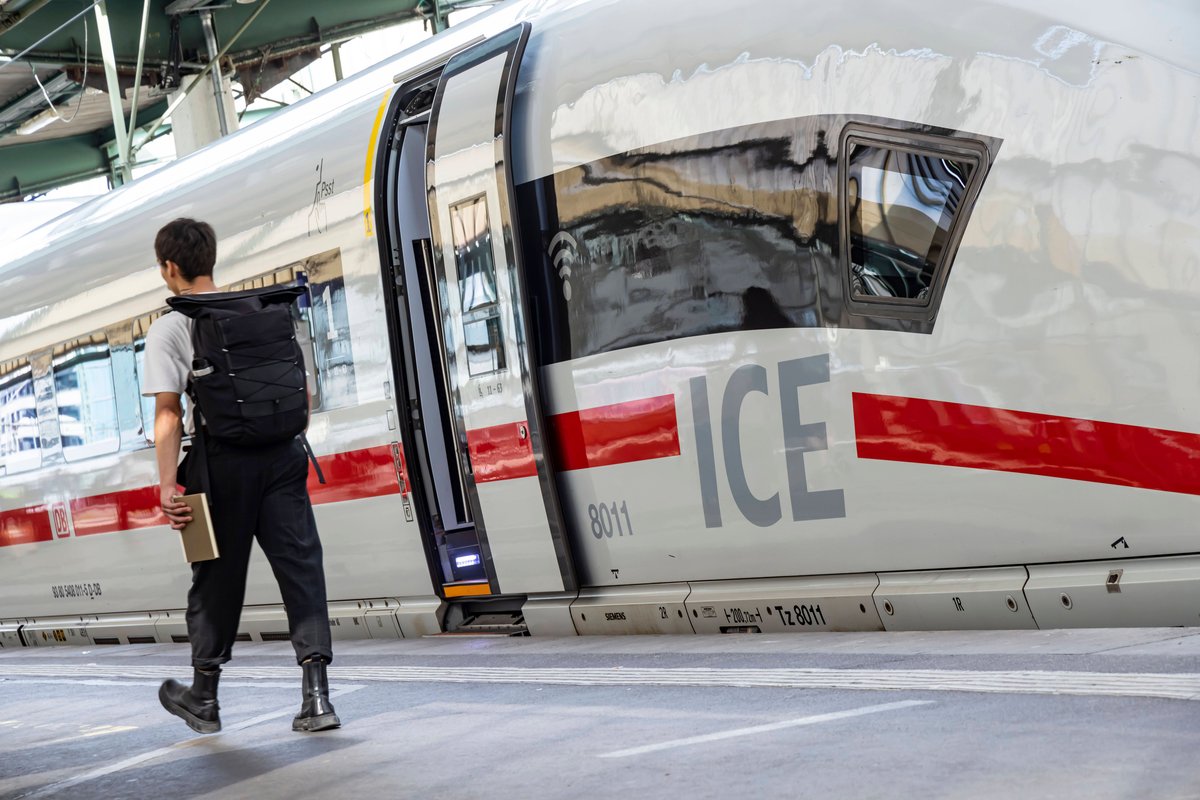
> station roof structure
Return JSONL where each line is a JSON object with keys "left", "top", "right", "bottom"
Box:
{"left": 0, "top": 0, "right": 469, "bottom": 202}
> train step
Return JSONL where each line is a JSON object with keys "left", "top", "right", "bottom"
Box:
{"left": 440, "top": 612, "right": 528, "bottom": 637}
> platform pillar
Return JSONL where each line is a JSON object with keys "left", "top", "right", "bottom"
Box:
{"left": 169, "top": 68, "right": 238, "bottom": 157}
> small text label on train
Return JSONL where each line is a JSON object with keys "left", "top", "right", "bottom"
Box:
{"left": 51, "top": 582, "right": 102, "bottom": 600}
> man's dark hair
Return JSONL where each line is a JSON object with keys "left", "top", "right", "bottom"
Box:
{"left": 155, "top": 218, "right": 216, "bottom": 281}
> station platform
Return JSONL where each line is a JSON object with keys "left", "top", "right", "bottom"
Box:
{"left": 1, "top": 628, "right": 1198, "bottom": 799}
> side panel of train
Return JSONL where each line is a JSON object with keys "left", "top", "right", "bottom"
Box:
{"left": 508, "top": 0, "right": 1200, "bottom": 589}
{"left": 2, "top": 0, "right": 1198, "bottom": 641}
{"left": 0, "top": 62, "right": 450, "bottom": 632}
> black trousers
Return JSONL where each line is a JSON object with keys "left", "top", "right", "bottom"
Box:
{"left": 184, "top": 437, "right": 332, "bottom": 670}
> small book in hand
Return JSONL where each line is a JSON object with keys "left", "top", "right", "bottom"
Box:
{"left": 175, "top": 493, "right": 219, "bottom": 563}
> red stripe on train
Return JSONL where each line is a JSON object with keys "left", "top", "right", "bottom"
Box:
{"left": 67, "top": 446, "right": 401, "bottom": 537}
{"left": 438, "top": 397, "right": 683, "bottom": 481}
{"left": 466, "top": 422, "right": 538, "bottom": 483}
{"left": 71, "top": 486, "right": 165, "bottom": 536}
{"left": 0, "top": 504, "right": 54, "bottom": 546}
{"left": 853, "top": 392, "right": 1200, "bottom": 495}
{"left": 550, "top": 394, "right": 681, "bottom": 471}
{"left": 306, "top": 444, "right": 401, "bottom": 502}
{"left": 0, "top": 395, "right": 685, "bottom": 546}
{"left": 0, "top": 446, "right": 401, "bottom": 545}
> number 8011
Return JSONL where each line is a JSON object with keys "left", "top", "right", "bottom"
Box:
{"left": 587, "top": 501, "right": 634, "bottom": 539}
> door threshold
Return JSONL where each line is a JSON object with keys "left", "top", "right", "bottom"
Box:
{"left": 435, "top": 610, "right": 528, "bottom": 637}
{"left": 442, "top": 581, "right": 493, "bottom": 598}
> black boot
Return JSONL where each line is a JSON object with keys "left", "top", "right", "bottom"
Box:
{"left": 293, "top": 659, "right": 340, "bottom": 732}
{"left": 159, "top": 668, "right": 221, "bottom": 734}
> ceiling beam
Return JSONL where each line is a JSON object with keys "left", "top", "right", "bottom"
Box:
{"left": 0, "top": 96, "right": 168, "bottom": 201}
{"left": 0, "top": 0, "right": 49, "bottom": 37}
{"left": 0, "top": 134, "right": 109, "bottom": 201}
{"left": 0, "top": 71, "right": 80, "bottom": 136}
{"left": 0, "top": 2, "right": 429, "bottom": 68}
{"left": 0, "top": 1, "right": 494, "bottom": 199}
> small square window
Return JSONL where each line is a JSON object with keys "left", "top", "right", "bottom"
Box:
{"left": 52, "top": 336, "right": 120, "bottom": 461}
{"left": 848, "top": 147, "right": 971, "bottom": 303}
{"left": 450, "top": 195, "right": 507, "bottom": 377}
{"left": 0, "top": 360, "right": 41, "bottom": 475}
{"left": 841, "top": 126, "right": 987, "bottom": 321}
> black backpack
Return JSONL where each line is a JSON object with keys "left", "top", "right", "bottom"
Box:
{"left": 167, "top": 285, "right": 310, "bottom": 445}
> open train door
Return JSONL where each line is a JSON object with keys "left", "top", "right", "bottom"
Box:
{"left": 381, "top": 23, "right": 576, "bottom": 607}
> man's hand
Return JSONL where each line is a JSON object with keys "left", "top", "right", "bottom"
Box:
{"left": 153, "top": 392, "right": 189, "bottom": 530}
{"left": 160, "top": 487, "right": 192, "bottom": 531}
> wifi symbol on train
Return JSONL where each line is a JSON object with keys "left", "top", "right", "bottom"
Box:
{"left": 548, "top": 231, "right": 579, "bottom": 302}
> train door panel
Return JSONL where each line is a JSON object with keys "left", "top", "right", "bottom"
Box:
{"left": 382, "top": 24, "right": 575, "bottom": 598}
{"left": 393, "top": 123, "right": 472, "bottom": 536}
{"left": 426, "top": 24, "right": 574, "bottom": 595}
{"left": 385, "top": 95, "right": 496, "bottom": 599}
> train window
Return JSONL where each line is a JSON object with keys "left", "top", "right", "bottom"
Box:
{"left": 450, "top": 195, "right": 506, "bottom": 376}
{"left": 846, "top": 148, "right": 970, "bottom": 302}
{"left": 517, "top": 116, "right": 833, "bottom": 362}
{"left": 52, "top": 334, "right": 120, "bottom": 461}
{"left": 133, "top": 313, "right": 158, "bottom": 441}
{"left": 301, "top": 251, "right": 357, "bottom": 409}
{"left": 518, "top": 116, "right": 997, "bottom": 362}
{"left": 840, "top": 125, "right": 986, "bottom": 318}
{"left": 0, "top": 359, "right": 41, "bottom": 475}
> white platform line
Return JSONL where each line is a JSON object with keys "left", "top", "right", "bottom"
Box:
{"left": 599, "top": 700, "right": 933, "bottom": 758}
{"left": 0, "top": 678, "right": 303, "bottom": 689}
{"left": 2, "top": 664, "right": 1199, "bottom": 701}
{"left": 19, "top": 685, "right": 363, "bottom": 799}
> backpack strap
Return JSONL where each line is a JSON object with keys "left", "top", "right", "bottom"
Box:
{"left": 300, "top": 433, "right": 326, "bottom": 485}
{"left": 183, "top": 362, "right": 214, "bottom": 503}
{"left": 167, "top": 285, "right": 306, "bottom": 317}
{"left": 166, "top": 311, "right": 213, "bottom": 505}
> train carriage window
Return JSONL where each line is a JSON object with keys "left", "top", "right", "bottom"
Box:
{"left": 840, "top": 125, "right": 986, "bottom": 318}
{"left": 0, "top": 359, "right": 42, "bottom": 475}
{"left": 517, "top": 117, "right": 837, "bottom": 362}
{"left": 300, "top": 252, "right": 357, "bottom": 409}
{"left": 518, "top": 115, "right": 997, "bottom": 362}
{"left": 133, "top": 312, "right": 158, "bottom": 441}
{"left": 450, "top": 195, "right": 506, "bottom": 376}
{"left": 846, "top": 149, "right": 970, "bottom": 302}
{"left": 52, "top": 335, "right": 120, "bottom": 461}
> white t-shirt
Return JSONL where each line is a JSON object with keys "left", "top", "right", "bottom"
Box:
{"left": 140, "top": 310, "right": 196, "bottom": 433}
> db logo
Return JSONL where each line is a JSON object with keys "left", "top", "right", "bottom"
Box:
{"left": 48, "top": 502, "right": 73, "bottom": 539}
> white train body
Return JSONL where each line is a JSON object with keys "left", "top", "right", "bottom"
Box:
{"left": 1, "top": 0, "right": 1197, "bottom": 645}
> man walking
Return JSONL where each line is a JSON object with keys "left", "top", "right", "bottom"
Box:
{"left": 144, "top": 217, "right": 339, "bottom": 734}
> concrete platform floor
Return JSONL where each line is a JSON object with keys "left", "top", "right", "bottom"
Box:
{"left": 1, "top": 628, "right": 1198, "bottom": 800}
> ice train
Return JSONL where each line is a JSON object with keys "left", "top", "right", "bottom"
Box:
{"left": 1, "top": 0, "right": 1198, "bottom": 647}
